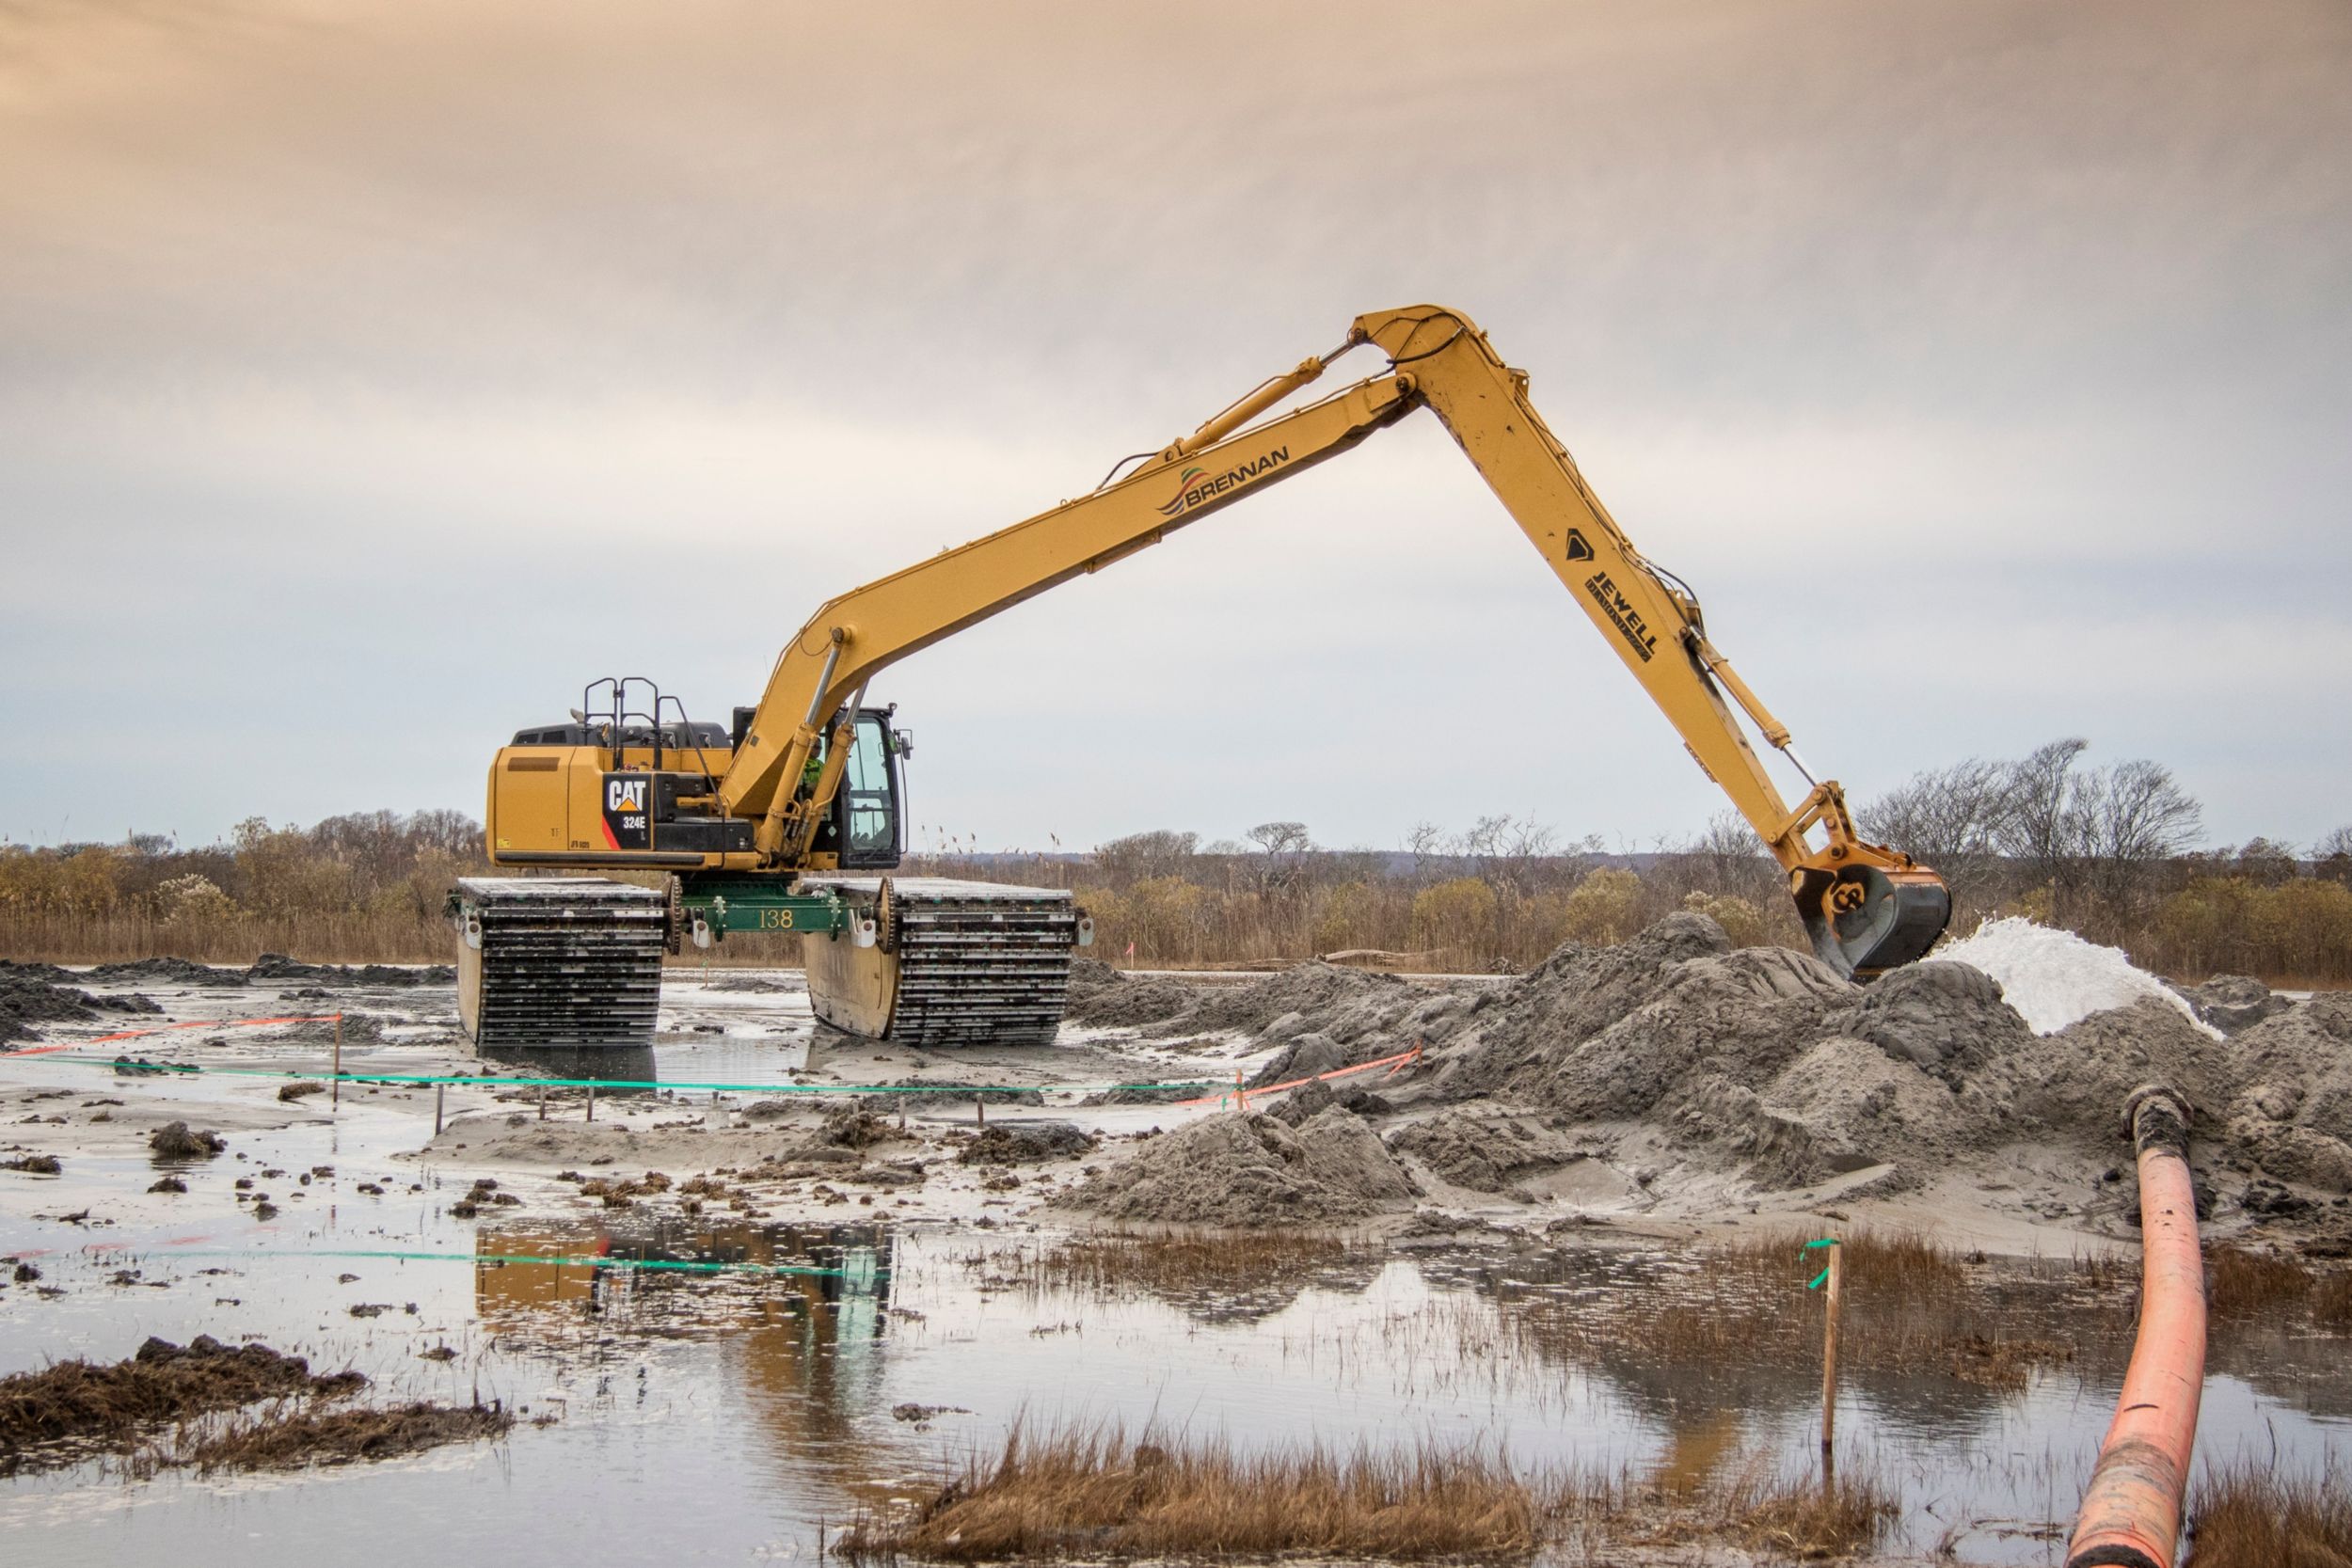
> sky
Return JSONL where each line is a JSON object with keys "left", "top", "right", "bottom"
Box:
{"left": 3, "top": 0, "right": 2347, "bottom": 857}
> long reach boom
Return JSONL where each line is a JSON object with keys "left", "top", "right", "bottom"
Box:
{"left": 720, "top": 304, "right": 1948, "bottom": 977}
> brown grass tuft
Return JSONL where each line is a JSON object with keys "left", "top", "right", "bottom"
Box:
{"left": 2187, "top": 1461, "right": 2352, "bottom": 1566}
{"left": 179, "top": 1400, "right": 512, "bottom": 1472}
{"left": 2207, "top": 1245, "right": 2312, "bottom": 1317}
{"left": 0, "top": 1336, "right": 361, "bottom": 1473}
{"left": 1728, "top": 1466, "right": 1900, "bottom": 1559}
{"left": 841, "top": 1420, "right": 1537, "bottom": 1563}
{"left": 842, "top": 1420, "right": 1897, "bottom": 1565}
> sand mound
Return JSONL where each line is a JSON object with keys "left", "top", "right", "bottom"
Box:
{"left": 1063, "top": 959, "right": 1208, "bottom": 1028}
{"left": 1057, "top": 1108, "right": 1419, "bottom": 1226}
{"left": 2212, "top": 993, "right": 2352, "bottom": 1192}
{"left": 1829, "top": 959, "right": 2034, "bottom": 1089}
{"left": 1482, "top": 944, "right": 1852, "bottom": 1122}
{"left": 1386, "top": 1109, "right": 1582, "bottom": 1193}
{"left": 1934, "top": 918, "right": 2214, "bottom": 1037}
{"left": 2171, "top": 974, "right": 2287, "bottom": 1036}
{"left": 1386, "top": 910, "right": 2297, "bottom": 1194}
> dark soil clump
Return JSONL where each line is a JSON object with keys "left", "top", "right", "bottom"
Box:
{"left": 0, "top": 973, "right": 100, "bottom": 1041}
{"left": 2, "top": 1155, "right": 63, "bottom": 1175}
{"left": 961, "top": 1121, "right": 1096, "bottom": 1165}
{"left": 884, "top": 1081, "right": 1046, "bottom": 1111}
{"left": 150, "top": 1121, "right": 227, "bottom": 1159}
{"left": 245, "top": 954, "right": 455, "bottom": 987}
{"left": 86, "top": 957, "right": 246, "bottom": 989}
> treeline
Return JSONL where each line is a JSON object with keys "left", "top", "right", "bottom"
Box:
{"left": 2, "top": 737, "right": 2346, "bottom": 981}
{"left": 905, "top": 738, "right": 2352, "bottom": 982}
{"left": 0, "top": 813, "right": 487, "bottom": 963}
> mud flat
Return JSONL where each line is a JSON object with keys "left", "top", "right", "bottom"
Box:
{"left": 5, "top": 931, "right": 2351, "bottom": 1563}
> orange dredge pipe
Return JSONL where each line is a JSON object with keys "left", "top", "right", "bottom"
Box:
{"left": 2065, "top": 1087, "right": 2204, "bottom": 1568}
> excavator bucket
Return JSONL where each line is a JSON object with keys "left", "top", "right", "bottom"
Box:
{"left": 1798, "top": 864, "right": 1951, "bottom": 980}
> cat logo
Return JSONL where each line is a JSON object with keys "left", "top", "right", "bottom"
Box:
{"left": 600, "top": 773, "right": 652, "bottom": 850}
{"left": 1565, "top": 529, "right": 1596, "bottom": 562}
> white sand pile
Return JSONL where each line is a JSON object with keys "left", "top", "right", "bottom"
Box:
{"left": 1935, "top": 917, "right": 2217, "bottom": 1038}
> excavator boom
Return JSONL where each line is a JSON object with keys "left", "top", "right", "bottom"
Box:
{"left": 721, "top": 304, "right": 1948, "bottom": 976}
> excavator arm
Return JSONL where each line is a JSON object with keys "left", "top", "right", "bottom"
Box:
{"left": 720, "top": 304, "right": 1949, "bottom": 977}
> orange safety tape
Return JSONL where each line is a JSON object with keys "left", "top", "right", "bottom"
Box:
{"left": 1174, "top": 1043, "right": 1423, "bottom": 1108}
{"left": 0, "top": 1013, "right": 344, "bottom": 1058}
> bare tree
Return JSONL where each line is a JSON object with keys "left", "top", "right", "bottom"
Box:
{"left": 1091, "top": 830, "right": 1199, "bottom": 891}
{"left": 1457, "top": 814, "right": 1563, "bottom": 898}
{"left": 1245, "top": 821, "right": 1312, "bottom": 895}
{"left": 1666, "top": 809, "right": 1783, "bottom": 907}
{"left": 1404, "top": 820, "right": 1449, "bottom": 882}
{"left": 2233, "top": 837, "right": 2300, "bottom": 885}
{"left": 2317, "top": 825, "right": 2352, "bottom": 883}
{"left": 1857, "top": 757, "right": 2014, "bottom": 907}
{"left": 2075, "top": 757, "right": 2202, "bottom": 911}
{"left": 1997, "top": 737, "right": 2090, "bottom": 901}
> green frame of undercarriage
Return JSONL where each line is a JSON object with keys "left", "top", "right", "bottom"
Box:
{"left": 676, "top": 876, "right": 853, "bottom": 939}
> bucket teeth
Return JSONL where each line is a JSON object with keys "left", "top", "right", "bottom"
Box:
{"left": 455, "top": 878, "right": 667, "bottom": 1050}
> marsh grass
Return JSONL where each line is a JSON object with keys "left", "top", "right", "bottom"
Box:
{"left": 2208, "top": 1244, "right": 2315, "bottom": 1315}
{"left": 171, "top": 1399, "right": 512, "bottom": 1472}
{"left": 838, "top": 1418, "right": 1894, "bottom": 1564}
{"left": 2187, "top": 1460, "right": 2352, "bottom": 1566}
{"left": 0, "top": 1336, "right": 361, "bottom": 1474}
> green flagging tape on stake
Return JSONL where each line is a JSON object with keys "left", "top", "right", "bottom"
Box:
{"left": 146, "top": 1246, "right": 853, "bottom": 1278}
{"left": 5, "top": 1054, "right": 1225, "bottom": 1099}
{"left": 1804, "top": 1236, "right": 1840, "bottom": 1291}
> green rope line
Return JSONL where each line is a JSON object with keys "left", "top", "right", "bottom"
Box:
{"left": 7, "top": 1053, "right": 1223, "bottom": 1098}
{"left": 147, "top": 1245, "right": 854, "bottom": 1278}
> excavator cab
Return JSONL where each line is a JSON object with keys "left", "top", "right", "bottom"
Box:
{"left": 810, "top": 707, "right": 907, "bottom": 870}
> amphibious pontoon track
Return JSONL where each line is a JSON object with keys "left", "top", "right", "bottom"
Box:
{"left": 452, "top": 877, "right": 667, "bottom": 1050}
{"left": 799, "top": 876, "right": 1084, "bottom": 1048}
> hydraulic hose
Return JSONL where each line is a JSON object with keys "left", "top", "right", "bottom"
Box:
{"left": 2064, "top": 1085, "right": 2205, "bottom": 1568}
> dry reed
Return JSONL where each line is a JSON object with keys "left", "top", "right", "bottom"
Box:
{"left": 2186, "top": 1461, "right": 2352, "bottom": 1566}
{"left": 0, "top": 1336, "right": 362, "bottom": 1473}
{"left": 175, "top": 1400, "right": 512, "bottom": 1472}
{"left": 839, "top": 1418, "right": 1894, "bottom": 1564}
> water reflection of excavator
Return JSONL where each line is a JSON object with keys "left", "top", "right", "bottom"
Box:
{"left": 454, "top": 305, "right": 1950, "bottom": 1051}
{"left": 477, "top": 1218, "right": 901, "bottom": 1506}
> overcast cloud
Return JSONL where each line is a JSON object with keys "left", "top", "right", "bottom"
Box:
{"left": 3, "top": 0, "right": 2346, "bottom": 854}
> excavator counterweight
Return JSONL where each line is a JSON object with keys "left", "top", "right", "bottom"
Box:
{"left": 460, "top": 306, "right": 1948, "bottom": 1051}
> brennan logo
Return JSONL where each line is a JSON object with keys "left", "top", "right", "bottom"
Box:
{"left": 1582, "top": 570, "right": 1659, "bottom": 662}
{"left": 1157, "top": 447, "right": 1290, "bottom": 517}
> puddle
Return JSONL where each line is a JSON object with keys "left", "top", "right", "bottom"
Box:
{"left": 9, "top": 1180, "right": 2352, "bottom": 1563}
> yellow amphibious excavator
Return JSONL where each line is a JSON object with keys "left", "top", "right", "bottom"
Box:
{"left": 454, "top": 305, "right": 1950, "bottom": 1050}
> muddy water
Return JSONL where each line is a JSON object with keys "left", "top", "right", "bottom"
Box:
{"left": 8, "top": 1188, "right": 2352, "bottom": 1563}
{"left": 4, "top": 972, "right": 2351, "bottom": 1564}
